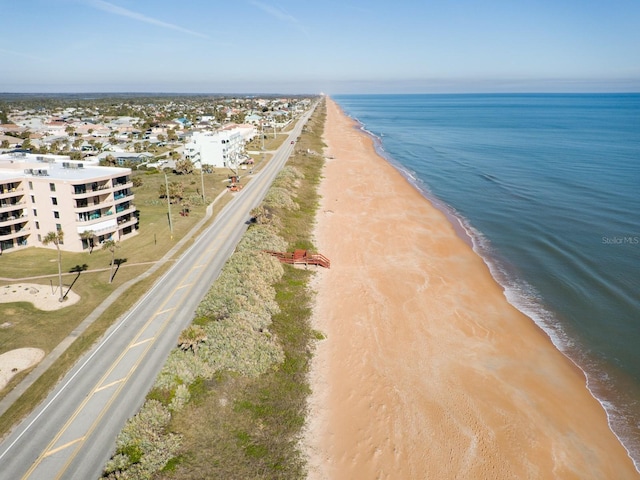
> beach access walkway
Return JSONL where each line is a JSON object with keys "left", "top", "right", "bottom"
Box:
{"left": 264, "top": 249, "right": 331, "bottom": 268}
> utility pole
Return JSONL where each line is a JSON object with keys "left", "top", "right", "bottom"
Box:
{"left": 200, "top": 163, "right": 205, "bottom": 203}
{"left": 196, "top": 156, "right": 205, "bottom": 203}
{"left": 164, "top": 172, "right": 173, "bottom": 238}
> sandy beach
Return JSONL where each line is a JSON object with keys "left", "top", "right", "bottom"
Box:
{"left": 304, "top": 98, "right": 639, "bottom": 479}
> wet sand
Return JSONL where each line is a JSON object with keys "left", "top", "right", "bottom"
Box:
{"left": 303, "top": 98, "right": 639, "bottom": 479}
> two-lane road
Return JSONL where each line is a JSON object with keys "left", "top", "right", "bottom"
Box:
{"left": 0, "top": 104, "right": 316, "bottom": 479}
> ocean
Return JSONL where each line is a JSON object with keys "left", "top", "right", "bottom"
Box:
{"left": 333, "top": 93, "right": 640, "bottom": 467}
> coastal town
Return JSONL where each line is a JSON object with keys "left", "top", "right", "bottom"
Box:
{"left": 0, "top": 95, "right": 314, "bottom": 253}
{"left": 0, "top": 96, "right": 325, "bottom": 479}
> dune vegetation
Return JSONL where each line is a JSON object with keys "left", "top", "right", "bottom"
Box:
{"left": 102, "top": 101, "right": 326, "bottom": 480}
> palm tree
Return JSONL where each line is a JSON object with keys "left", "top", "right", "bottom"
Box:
{"left": 79, "top": 230, "right": 96, "bottom": 253}
{"left": 102, "top": 239, "right": 119, "bottom": 283}
{"left": 43, "top": 230, "right": 65, "bottom": 302}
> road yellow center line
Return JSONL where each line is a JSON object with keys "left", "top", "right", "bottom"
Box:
{"left": 43, "top": 437, "right": 85, "bottom": 458}
{"left": 129, "top": 337, "right": 154, "bottom": 349}
{"left": 155, "top": 307, "right": 176, "bottom": 315}
{"left": 95, "top": 378, "right": 125, "bottom": 393}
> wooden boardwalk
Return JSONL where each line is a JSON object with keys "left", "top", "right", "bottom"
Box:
{"left": 263, "top": 249, "right": 330, "bottom": 268}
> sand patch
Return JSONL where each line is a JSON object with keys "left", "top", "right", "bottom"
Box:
{"left": 0, "top": 283, "right": 80, "bottom": 311}
{"left": 0, "top": 348, "right": 45, "bottom": 391}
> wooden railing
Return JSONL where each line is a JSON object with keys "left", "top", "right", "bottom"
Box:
{"left": 263, "top": 249, "right": 330, "bottom": 268}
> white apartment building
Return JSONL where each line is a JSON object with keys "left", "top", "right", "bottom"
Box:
{"left": 0, "top": 152, "right": 137, "bottom": 254}
{"left": 184, "top": 128, "right": 246, "bottom": 168}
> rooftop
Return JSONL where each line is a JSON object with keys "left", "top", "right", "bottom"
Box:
{"left": 0, "top": 152, "right": 130, "bottom": 182}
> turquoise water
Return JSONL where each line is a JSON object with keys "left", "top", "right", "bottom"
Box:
{"left": 333, "top": 93, "right": 640, "bottom": 467}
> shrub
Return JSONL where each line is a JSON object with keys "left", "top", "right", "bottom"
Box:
{"left": 169, "top": 384, "right": 191, "bottom": 412}
{"left": 198, "top": 318, "right": 284, "bottom": 377}
{"left": 273, "top": 166, "right": 304, "bottom": 190}
{"left": 154, "top": 349, "right": 215, "bottom": 392}
{"left": 196, "top": 251, "right": 283, "bottom": 320}
{"left": 102, "top": 399, "right": 181, "bottom": 479}
{"left": 237, "top": 224, "right": 287, "bottom": 253}
{"left": 264, "top": 187, "right": 299, "bottom": 211}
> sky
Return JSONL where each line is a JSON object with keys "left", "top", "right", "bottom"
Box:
{"left": 1, "top": 0, "right": 639, "bottom": 94}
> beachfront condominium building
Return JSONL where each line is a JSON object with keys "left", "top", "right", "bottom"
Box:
{"left": 0, "top": 152, "right": 137, "bottom": 254}
{"left": 184, "top": 128, "right": 245, "bottom": 169}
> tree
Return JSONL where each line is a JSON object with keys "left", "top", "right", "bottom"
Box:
{"left": 97, "top": 154, "right": 117, "bottom": 167}
{"left": 43, "top": 230, "right": 65, "bottom": 302}
{"left": 103, "top": 239, "right": 120, "bottom": 284}
{"left": 174, "top": 158, "right": 194, "bottom": 175}
{"left": 80, "top": 230, "right": 96, "bottom": 253}
{"left": 158, "top": 181, "right": 184, "bottom": 204}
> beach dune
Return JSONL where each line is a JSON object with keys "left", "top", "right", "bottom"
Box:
{"left": 304, "top": 98, "right": 638, "bottom": 479}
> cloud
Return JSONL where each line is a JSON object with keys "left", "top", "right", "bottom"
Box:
{"left": 250, "top": 1, "right": 308, "bottom": 35}
{"left": 84, "top": 0, "right": 209, "bottom": 39}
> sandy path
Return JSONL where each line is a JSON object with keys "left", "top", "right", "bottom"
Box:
{"left": 303, "top": 98, "right": 638, "bottom": 479}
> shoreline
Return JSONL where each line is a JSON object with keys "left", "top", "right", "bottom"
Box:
{"left": 367, "top": 126, "right": 640, "bottom": 468}
{"left": 326, "top": 104, "right": 640, "bottom": 471}
{"left": 304, "top": 97, "right": 639, "bottom": 479}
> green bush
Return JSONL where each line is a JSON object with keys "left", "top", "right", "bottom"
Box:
{"left": 195, "top": 251, "right": 283, "bottom": 321}
{"left": 102, "top": 399, "right": 181, "bottom": 479}
{"left": 264, "top": 187, "right": 299, "bottom": 211}
{"left": 237, "top": 224, "right": 288, "bottom": 253}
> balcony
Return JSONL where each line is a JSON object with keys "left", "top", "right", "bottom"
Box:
{"left": 72, "top": 182, "right": 113, "bottom": 198}
{"left": 113, "top": 189, "right": 132, "bottom": 201}
{"left": 112, "top": 180, "right": 133, "bottom": 190}
{"left": 0, "top": 201, "right": 26, "bottom": 213}
{"left": 74, "top": 196, "right": 109, "bottom": 213}
{"left": 0, "top": 214, "right": 28, "bottom": 226}
{"left": 0, "top": 186, "right": 24, "bottom": 200}
{"left": 117, "top": 215, "right": 138, "bottom": 228}
{"left": 115, "top": 202, "right": 135, "bottom": 214}
{"left": 0, "top": 226, "right": 30, "bottom": 241}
